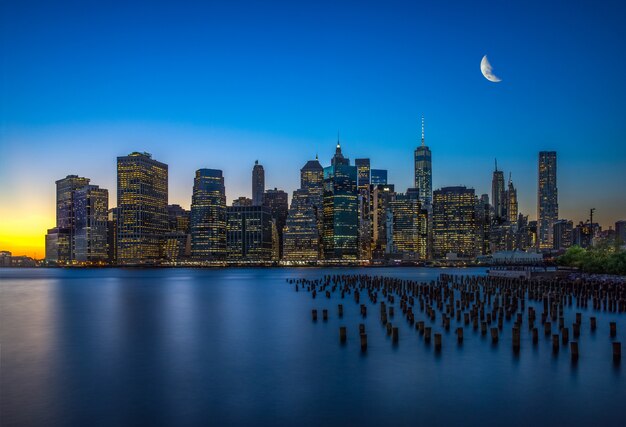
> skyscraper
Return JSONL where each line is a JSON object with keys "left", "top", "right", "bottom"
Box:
{"left": 323, "top": 143, "right": 359, "bottom": 260}
{"left": 370, "top": 169, "right": 388, "bottom": 185}
{"left": 190, "top": 169, "right": 227, "bottom": 261}
{"left": 414, "top": 117, "right": 432, "bottom": 209}
{"left": 370, "top": 184, "right": 395, "bottom": 259}
{"left": 54, "top": 175, "right": 91, "bottom": 261}
{"left": 117, "top": 152, "right": 169, "bottom": 264}
{"left": 226, "top": 205, "right": 273, "bottom": 261}
{"left": 388, "top": 188, "right": 428, "bottom": 260}
{"left": 507, "top": 175, "right": 518, "bottom": 224}
{"left": 283, "top": 189, "right": 320, "bottom": 261}
{"left": 553, "top": 219, "right": 573, "bottom": 250}
{"left": 491, "top": 160, "right": 505, "bottom": 222}
{"left": 355, "top": 158, "right": 371, "bottom": 191}
{"left": 538, "top": 151, "right": 558, "bottom": 250}
{"left": 263, "top": 188, "right": 289, "bottom": 259}
{"left": 74, "top": 185, "right": 109, "bottom": 262}
{"left": 432, "top": 186, "right": 477, "bottom": 259}
{"left": 615, "top": 220, "right": 626, "bottom": 246}
{"left": 252, "top": 160, "right": 265, "bottom": 206}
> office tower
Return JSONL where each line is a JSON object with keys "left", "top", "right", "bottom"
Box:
{"left": 370, "top": 169, "right": 388, "bottom": 185}
{"left": 355, "top": 158, "right": 371, "bottom": 191}
{"left": 301, "top": 156, "right": 324, "bottom": 194}
{"left": 616, "top": 220, "right": 626, "bottom": 246}
{"left": 572, "top": 222, "right": 595, "bottom": 249}
{"left": 507, "top": 175, "right": 518, "bottom": 225}
{"left": 45, "top": 227, "right": 70, "bottom": 263}
{"left": 537, "top": 151, "right": 558, "bottom": 249}
{"left": 263, "top": 188, "right": 289, "bottom": 259}
{"left": 52, "top": 175, "right": 91, "bottom": 262}
{"left": 432, "top": 186, "right": 477, "bottom": 259}
{"left": 226, "top": 206, "right": 273, "bottom": 261}
{"left": 283, "top": 189, "right": 321, "bottom": 261}
{"left": 232, "top": 196, "right": 253, "bottom": 207}
{"left": 107, "top": 208, "right": 118, "bottom": 264}
{"left": 190, "top": 169, "right": 227, "bottom": 261}
{"left": 491, "top": 161, "right": 505, "bottom": 222}
{"left": 358, "top": 188, "right": 373, "bottom": 261}
{"left": 252, "top": 160, "right": 265, "bottom": 206}
{"left": 370, "top": 184, "right": 395, "bottom": 259}
{"left": 323, "top": 143, "right": 359, "bottom": 259}
{"left": 553, "top": 219, "right": 573, "bottom": 250}
{"left": 74, "top": 185, "right": 109, "bottom": 262}
{"left": 476, "top": 194, "right": 491, "bottom": 255}
{"left": 164, "top": 204, "right": 191, "bottom": 261}
{"left": 414, "top": 116, "right": 432, "bottom": 209}
{"left": 388, "top": 188, "right": 428, "bottom": 260}
{"left": 167, "top": 204, "right": 190, "bottom": 233}
{"left": 117, "top": 152, "right": 168, "bottom": 264}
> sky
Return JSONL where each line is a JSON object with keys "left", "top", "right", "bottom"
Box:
{"left": 1, "top": 0, "right": 626, "bottom": 258}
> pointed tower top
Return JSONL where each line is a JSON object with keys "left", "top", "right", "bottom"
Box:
{"left": 495, "top": 158, "right": 498, "bottom": 172}
{"left": 421, "top": 115, "right": 425, "bottom": 147}
{"left": 315, "top": 153, "right": 318, "bottom": 161}
{"left": 255, "top": 160, "right": 259, "bottom": 165}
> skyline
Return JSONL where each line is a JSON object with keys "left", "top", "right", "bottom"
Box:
{"left": 2, "top": 0, "right": 626, "bottom": 257}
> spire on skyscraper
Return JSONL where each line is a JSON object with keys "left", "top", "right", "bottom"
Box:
{"left": 495, "top": 158, "right": 498, "bottom": 172}
{"left": 421, "top": 115, "right": 425, "bottom": 147}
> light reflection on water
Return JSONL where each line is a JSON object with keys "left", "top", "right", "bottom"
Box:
{"left": 1, "top": 267, "right": 623, "bottom": 427}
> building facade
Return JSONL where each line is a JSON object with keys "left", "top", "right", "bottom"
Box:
{"left": 252, "top": 160, "right": 265, "bottom": 206}
{"left": 355, "top": 158, "right": 371, "bottom": 191}
{"left": 263, "top": 188, "right": 289, "bottom": 259}
{"left": 190, "top": 169, "right": 226, "bottom": 261}
{"left": 283, "top": 189, "right": 320, "bottom": 261}
{"left": 388, "top": 188, "right": 428, "bottom": 260}
{"left": 370, "top": 169, "right": 388, "bottom": 186}
{"left": 432, "top": 186, "right": 477, "bottom": 259}
{"left": 553, "top": 219, "right": 573, "bottom": 250}
{"left": 414, "top": 117, "right": 432, "bottom": 210}
{"left": 73, "top": 185, "right": 109, "bottom": 262}
{"left": 537, "top": 151, "right": 558, "bottom": 250}
{"left": 226, "top": 206, "right": 273, "bottom": 261}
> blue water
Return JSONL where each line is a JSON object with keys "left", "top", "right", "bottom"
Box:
{"left": 1, "top": 268, "right": 624, "bottom": 427}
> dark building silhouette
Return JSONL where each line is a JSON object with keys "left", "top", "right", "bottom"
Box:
{"left": 538, "top": 151, "right": 558, "bottom": 250}
{"left": 252, "top": 160, "right": 265, "bottom": 206}
{"left": 263, "top": 188, "right": 289, "bottom": 259}
{"left": 226, "top": 206, "right": 273, "bottom": 261}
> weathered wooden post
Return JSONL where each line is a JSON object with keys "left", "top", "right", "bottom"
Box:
{"left": 339, "top": 326, "right": 347, "bottom": 343}
{"left": 434, "top": 333, "right": 442, "bottom": 351}
{"left": 323, "top": 309, "right": 328, "bottom": 321}
{"left": 552, "top": 334, "right": 560, "bottom": 353}
{"left": 424, "top": 327, "right": 432, "bottom": 344}
{"left": 613, "top": 342, "right": 622, "bottom": 363}
{"left": 338, "top": 304, "right": 344, "bottom": 317}
{"left": 590, "top": 317, "right": 597, "bottom": 331}
{"left": 392, "top": 327, "right": 399, "bottom": 343}
{"left": 312, "top": 309, "right": 318, "bottom": 322}
{"left": 532, "top": 327, "right": 539, "bottom": 344}
{"left": 491, "top": 327, "right": 498, "bottom": 343}
{"left": 456, "top": 327, "right": 464, "bottom": 344}
{"left": 360, "top": 333, "right": 367, "bottom": 352}
{"left": 561, "top": 327, "right": 569, "bottom": 344}
{"left": 512, "top": 327, "right": 520, "bottom": 352}
{"left": 610, "top": 322, "right": 617, "bottom": 338}
{"left": 570, "top": 342, "right": 579, "bottom": 362}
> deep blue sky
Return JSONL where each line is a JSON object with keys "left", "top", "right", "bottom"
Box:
{"left": 1, "top": 0, "right": 626, "bottom": 254}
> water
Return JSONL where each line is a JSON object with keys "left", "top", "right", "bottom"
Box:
{"left": 1, "top": 268, "right": 624, "bottom": 427}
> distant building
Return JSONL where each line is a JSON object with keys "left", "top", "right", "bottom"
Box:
{"left": 252, "top": 160, "right": 265, "bottom": 206}
{"left": 107, "top": 208, "right": 118, "bottom": 263}
{"left": 476, "top": 194, "right": 491, "bottom": 255}
{"left": 370, "top": 169, "right": 388, "bottom": 186}
{"left": 300, "top": 156, "right": 324, "bottom": 199}
{"left": 45, "top": 227, "right": 70, "bottom": 263}
{"left": 553, "top": 219, "right": 573, "bottom": 250}
{"left": 432, "top": 186, "right": 477, "bottom": 259}
{"left": 116, "top": 152, "right": 168, "bottom": 264}
{"left": 414, "top": 117, "right": 432, "bottom": 209}
{"left": 491, "top": 161, "right": 505, "bottom": 222}
{"left": 283, "top": 189, "right": 320, "bottom": 261}
{"left": 74, "top": 185, "right": 109, "bottom": 262}
{"left": 572, "top": 222, "right": 599, "bottom": 249}
{"left": 537, "top": 151, "right": 558, "bottom": 250}
{"left": 263, "top": 188, "right": 289, "bottom": 259}
{"left": 322, "top": 142, "right": 359, "bottom": 260}
{"left": 226, "top": 206, "right": 273, "bottom": 261}
{"left": 190, "top": 169, "right": 226, "bottom": 261}
{"left": 507, "top": 176, "right": 518, "bottom": 224}
{"left": 165, "top": 204, "right": 191, "bottom": 261}
{"left": 51, "top": 175, "right": 91, "bottom": 262}
{"left": 388, "top": 188, "right": 428, "bottom": 260}
{"left": 370, "top": 184, "right": 395, "bottom": 259}
{"left": 616, "top": 220, "right": 626, "bottom": 246}
{"left": 355, "top": 158, "right": 371, "bottom": 191}
{"left": 232, "top": 196, "right": 253, "bottom": 207}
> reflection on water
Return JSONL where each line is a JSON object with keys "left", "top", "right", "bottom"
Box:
{"left": 1, "top": 267, "right": 624, "bottom": 427}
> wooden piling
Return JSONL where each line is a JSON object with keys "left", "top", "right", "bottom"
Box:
{"left": 591, "top": 317, "right": 597, "bottom": 331}
{"left": 456, "top": 327, "right": 464, "bottom": 344}
{"left": 434, "top": 333, "right": 442, "bottom": 351}
{"left": 552, "top": 334, "right": 560, "bottom": 353}
{"left": 570, "top": 341, "right": 579, "bottom": 362}
{"left": 312, "top": 309, "right": 318, "bottom": 321}
{"left": 323, "top": 309, "right": 328, "bottom": 321}
{"left": 613, "top": 342, "right": 622, "bottom": 362}
{"left": 338, "top": 304, "right": 343, "bottom": 317}
{"left": 610, "top": 322, "right": 617, "bottom": 338}
{"left": 360, "top": 333, "right": 367, "bottom": 352}
{"left": 339, "top": 326, "right": 347, "bottom": 343}
{"left": 392, "top": 327, "right": 399, "bottom": 343}
{"left": 490, "top": 327, "right": 498, "bottom": 343}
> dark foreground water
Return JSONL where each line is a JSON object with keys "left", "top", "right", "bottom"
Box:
{"left": 1, "top": 268, "right": 624, "bottom": 427}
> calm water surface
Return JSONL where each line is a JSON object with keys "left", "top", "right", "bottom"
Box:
{"left": 1, "top": 268, "right": 624, "bottom": 426}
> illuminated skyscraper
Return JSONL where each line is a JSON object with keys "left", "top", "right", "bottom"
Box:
{"left": 355, "top": 158, "right": 371, "bottom": 191}
{"left": 476, "top": 194, "right": 491, "bottom": 255}
{"left": 252, "top": 160, "right": 265, "bottom": 206}
{"left": 615, "top": 220, "right": 626, "bottom": 246}
{"left": 388, "top": 188, "right": 428, "bottom": 260}
{"left": 226, "top": 206, "right": 273, "bottom": 261}
{"left": 52, "top": 175, "right": 91, "bottom": 262}
{"left": 323, "top": 142, "right": 359, "bottom": 260}
{"left": 370, "top": 169, "right": 388, "bottom": 185}
{"left": 284, "top": 191, "right": 321, "bottom": 261}
{"left": 553, "top": 219, "right": 573, "bottom": 250}
{"left": 432, "top": 186, "right": 477, "bottom": 259}
{"left": 414, "top": 117, "right": 432, "bottom": 209}
{"left": 74, "top": 185, "right": 109, "bottom": 262}
{"left": 370, "top": 184, "right": 395, "bottom": 259}
{"left": 263, "top": 188, "right": 289, "bottom": 259}
{"left": 117, "top": 152, "right": 168, "bottom": 264}
{"left": 164, "top": 204, "right": 191, "bottom": 261}
{"left": 537, "top": 151, "right": 558, "bottom": 250}
{"left": 507, "top": 175, "right": 518, "bottom": 224}
{"left": 190, "top": 169, "right": 226, "bottom": 261}
{"left": 491, "top": 160, "right": 506, "bottom": 222}
{"left": 232, "top": 196, "right": 253, "bottom": 207}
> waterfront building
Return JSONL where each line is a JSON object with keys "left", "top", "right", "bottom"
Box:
{"left": 491, "top": 161, "right": 506, "bottom": 222}
{"left": 51, "top": 175, "right": 91, "bottom": 262}
{"left": 232, "top": 196, "right": 253, "bottom": 207}
{"left": 107, "top": 208, "right": 118, "bottom": 263}
{"left": 414, "top": 117, "right": 432, "bottom": 209}
{"left": 283, "top": 189, "right": 320, "bottom": 261}
{"left": 165, "top": 204, "right": 191, "bottom": 261}
{"left": 167, "top": 204, "right": 190, "bottom": 233}
{"left": 190, "top": 169, "right": 226, "bottom": 261}
{"left": 388, "top": 188, "right": 428, "bottom": 260}
{"left": 301, "top": 156, "right": 324, "bottom": 198}
{"left": 226, "top": 206, "right": 273, "bottom": 261}
{"left": 370, "top": 184, "right": 395, "bottom": 259}
{"left": 252, "top": 160, "right": 265, "bottom": 206}
{"left": 432, "top": 186, "right": 477, "bottom": 259}
{"left": 553, "top": 219, "right": 573, "bottom": 250}
{"left": 616, "top": 220, "right": 626, "bottom": 246}
{"left": 116, "top": 152, "right": 168, "bottom": 264}
{"left": 45, "top": 227, "right": 70, "bottom": 263}
{"left": 507, "top": 176, "right": 518, "bottom": 225}
{"left": 476, "top": 194, "right": 491, "bottom": 255}
{"left": 537, "top": 151, "right": 558, "bottom": 250}
{"left": 355, "top": 158, "right": 371, "bottom": 191}
{"left": 370, "top": 169, "right": 388, "bottom": 185}
{"left": 322, "top": 143, "right": 359, "bottom": 260}
{"left": 74, "top": 185, "right": 109, "bottom": 262}
{"left": 263, "top": 188, "right": 289, "bottom": 259}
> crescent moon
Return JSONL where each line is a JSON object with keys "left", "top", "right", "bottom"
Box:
{"left": 480, "top": 55, "right": 502, "bottom": 83}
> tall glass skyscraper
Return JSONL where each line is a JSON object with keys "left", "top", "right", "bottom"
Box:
{"left": 388, "top": 188, "right": 428, "bottom": 260}
{"left": 370, "top": 169, "right": 388, "bottom": 185}
{"left": 74, "top": 185, "right": 109, "bottom": 262}
{"left": 355, "top": 158, "right": 371, "bottom": 191}
{"left": 537, "top": 151, "right": 558, "bottom": 250}
{"left": 491, "top": 161, "right": 506, "bottom": 222}
{"left": 190, "top": 168, "right": 226, "bottom": 261}
{"left": 413, "top": 117, "right": 432, "bottom": 209}
{"left": 263, "top": 188, "right": 289, "bottom": 259}
{"left": 323, "top": 143, "right": 359, "bottom": 260}
{"left": 54, "top": 175, "right": 91, "bottom": 261}
{"left": 117, "top": 152, "right": 168, "bottom": 264}
{"left": 252, "top": 160, "right": 265, "bottom": 206}
{"left": 226, "top": 206, "right": 273, "bottom": 261}
{"left": 432, "top": 186, "right": 477, "bottom": 259}
{"left": 283, "top": 189, "right": 320, "bottom": 261}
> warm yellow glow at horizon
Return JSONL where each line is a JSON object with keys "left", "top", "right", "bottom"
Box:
{"left": 0, "top": 209, "right": 52, "bottom": 259}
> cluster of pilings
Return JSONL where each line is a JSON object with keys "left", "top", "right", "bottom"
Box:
{"left": 288, "top": 274, "right": 624, "bottom": 363}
